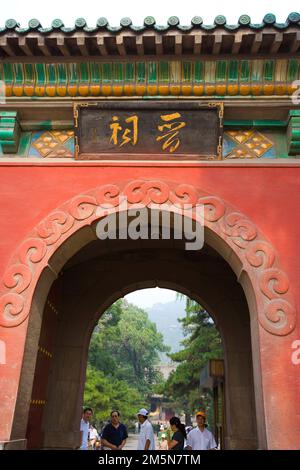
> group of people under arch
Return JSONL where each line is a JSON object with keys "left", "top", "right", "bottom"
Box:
{"left": 79, "top": 407, "right": 217, "bottom": 451}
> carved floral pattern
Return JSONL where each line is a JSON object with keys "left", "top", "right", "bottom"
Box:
{"left": 0, "top": 179, "right": 296, "bottom": 336}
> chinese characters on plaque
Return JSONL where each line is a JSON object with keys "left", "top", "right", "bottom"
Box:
{"left": 75, "top": 103, "right": 223, "bottom": 160}
{"left": 108, "top": 112, "right": 186, "bottom": 153}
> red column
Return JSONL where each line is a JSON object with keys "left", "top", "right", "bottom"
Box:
{"left": 0, "top": 321, "right": 28, "bottom": 443}
{"left": 259, "top": 328, "right": 300, "bottom": 449}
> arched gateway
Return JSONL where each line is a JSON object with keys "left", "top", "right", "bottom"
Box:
{"left": 0, "top": 13, "right": 300, "bottom": 450}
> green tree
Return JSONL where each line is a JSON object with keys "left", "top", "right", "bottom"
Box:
{"left": 84, "top": 367, "right": 145, "bottom": 428}
{"left": 163, "top": 298, "right": 223, "bottom": 423}
{"left": 88, "top": 300, "right": 123, "bottom": 376}
{"left": 115, "top": 303, "right": 169, "bottom": 392}
{"left": 84, "top": 299, "right": 169, "bottom": 426}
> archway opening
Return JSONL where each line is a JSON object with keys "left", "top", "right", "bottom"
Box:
{"left": 83, "top": 287, "right": 224, "bottom": 450}
{"left": 11, "top": 222, "right": 262, "bottom": 450}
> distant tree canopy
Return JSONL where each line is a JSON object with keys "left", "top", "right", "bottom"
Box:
{"left": 84, "top": 295, "right": 223, "bottom": 428}
{"left": 84, "top": 368, "right": 143, "bottom": 426}
{"left": 84, "top": 299, "right": 169, "bottom": 427}
{"left": 161, "top": 297, "right": 223, "bottom": 421}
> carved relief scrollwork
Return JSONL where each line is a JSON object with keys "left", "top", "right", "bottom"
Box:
{"left": 0, "top": 237, "right": 48, "bottom": 327}
{"left": 220, "top": 212, "right": 257, "bottom": 248}
{"left": 198, "top": 196, "right": 226, "bottom": 222}
{"left": 245, "top": 241, "right": 276, "bottom": 269}
{"left": 170, "top": 184, "right": 198, "bottom": 208}
{"left": 0, "top": 179, "right": 297, "bottom": 335}
{"left": 256, "top": 268, "right": 296, "bottom": 335}
{"left": 95, "top": 184, "right": 122, "bottom": 208}
{"left": 68, "top": 195, "right": 97, "bottom": 220}
{"left": 261, "top": 298, "right": 296, "bottom": 336}
{"left": 18, "top": 238, "right": 47, "bottom": 265}
{"left": 3, "top": 264, "right": 32, "bottom": 293}
{"left": 259, "top": 268, "right": 289, "bottom": 300}
{"left": 36, "top": 211, "right": 74, "bottom": 245}
{"left": 0, "top": 292, "right": 26, "bottom": 328}
{"left": 124, "top": 180, "right": 170, "bottom": 205}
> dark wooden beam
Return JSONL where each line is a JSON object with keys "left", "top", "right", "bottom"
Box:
{"left": 270, "top": 33, "right": 283, "bottom": 53}
{"left": 212, "top": 35, "right": 222, "bottom": 54}
{"left": 231, "top": 32, "right": 243, "bottom": 54}
{"left": 193, "top": 34, "right": 202, "bottom": 54}
{"left": 56, "top": 37, "right": 71, "bottom": 56}
{"left": 0, "top": 37, "right": 15, "bottom": 56}
{"left": 18, "top": 36, "right": 33, "bottom": 56}
{"left": 37, "top": 37, "right": 52, "bottom": 56}
{"left": 0, "top": 25, "right": 298, "bottom": 58}
{"left": 136, "top": 35, "right": 144, "bottom": 55}
{"left": 291, "top": 31, "right": 300, "bottom": 53}
{"left": 76, "top": 37, "right": 89, "bottom": 56}
{"left": 116, "top": 36, "right": 126, "bottom": 56}
{"left": 96, "top": 36, "right": 108, "bottom": 56}
{"left": 251, "top": 32, "right": 263, "bottom": 53}
{"left": 175, "top": 35, "right": 182, "bottom": 55}
{"left": 155, "top": 35, "right": 163, "bottom": 55}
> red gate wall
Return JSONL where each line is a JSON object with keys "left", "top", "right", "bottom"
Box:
{"left": 0, "top": 161, "right": 299, "bottom": 449}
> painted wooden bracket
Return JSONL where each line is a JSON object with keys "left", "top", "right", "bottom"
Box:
{"left": 287, "top": 110, "right": 300, "bottom": 156}
{"left": 0, "top": 111, "right": 21, "bottom": 153}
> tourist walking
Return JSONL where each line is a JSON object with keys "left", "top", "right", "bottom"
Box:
{"left": 101, "top": 410, "right": 128, "bottom": 450}
{"left": 186, "top": 411, "right": 217, "bottom": 450}
{"left": 79, "top": 407, "right": 93, "bottom": 450}
{"left": 136, "top": 408, "right": 155, "bottom": 450}
{"left": 159, "top": 434, "right": 168, "bottom": 450}
{"left": 167, "top": 416, "right": 186, "bottom": 450}
{"left": 88, "top": 423, "right": 99, "bottom": 449}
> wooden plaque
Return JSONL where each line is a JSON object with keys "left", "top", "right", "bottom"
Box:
{"left": 74, "top": 101, "right": 223, "bottom": 160}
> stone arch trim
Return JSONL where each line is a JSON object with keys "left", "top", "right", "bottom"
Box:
{"left": 0, "top": 178, "right": 297, "bottom": 336}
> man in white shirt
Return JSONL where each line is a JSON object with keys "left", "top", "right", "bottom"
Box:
{"left": 79, "top": 407, "right": 93, "bottom": 450}
{"left": 186, "top": 411, "right": 217, "bottom": 450}
{"left": 136, "top": 408, "right": 155, "bottom": 450}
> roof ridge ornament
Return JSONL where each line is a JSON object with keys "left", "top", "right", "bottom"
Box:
{"left": 28, "top": 19, "right": 41, "bottom": 30}
{"left": 287, "top": 12, "right": 300, "bottom": 23}
{"left": 120, "top": 17, "right": 132, "bottom": 28}
{"left": 75, "top": 18, "right": 87, "bottom": 29}
{"left": 52, "top": 19, "right": 64, "bottom": 29}
{"left": 238, "top": 14, "right": 251, "bottom": 26}
{"left": 191, "top": 16, "right": 203, "bottom": 27}
{"left": 5, "top": 19, "right": 19, "bottom": 30}
{"left": 214, "top": 15, "right": 227, "bottom": 26}
{"left": 96, "top": 17, "right": 108, "bottom": 28}
{"left": 263, "top": 13, "right": 276, "bottom": 25}
{"left": 144, "top": 16, "right": 156, "bottom": 27}
{"left": 167, "top": 16, "right": 180, "bottom": 27}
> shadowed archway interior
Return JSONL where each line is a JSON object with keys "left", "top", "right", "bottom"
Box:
{"left": 11, "top": 216, "right": 263, "bottom": 450}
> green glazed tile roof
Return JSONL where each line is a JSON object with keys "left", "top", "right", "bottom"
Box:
{"left": 0, "top": 13, "right": 299, "bottom": 34}
{"left": 1, "top": 13, "right": 299, "bottom": 58}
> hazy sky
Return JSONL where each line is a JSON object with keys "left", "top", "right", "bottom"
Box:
{"left": 1, "top": 0, "right": 299, "bottom": 26}
{"left": 125, "top": 288, "right": 177, "bottom": 309}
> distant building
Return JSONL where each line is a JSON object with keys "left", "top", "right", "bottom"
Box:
{"left": 155, "top": 362, "right": 177, "bottom": 380}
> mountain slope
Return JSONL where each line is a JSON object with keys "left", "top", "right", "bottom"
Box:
{"left": 146, "top": 298, "right": 186, "bottom": 361}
